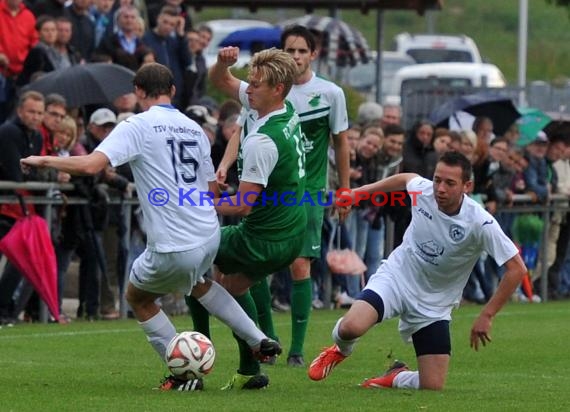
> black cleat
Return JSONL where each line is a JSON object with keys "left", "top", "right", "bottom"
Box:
{"left": 158, "top": 375, "right": 204, "bottom": 391}
{"left": 287, "top": 354, "right": 305, "bottom": 367}
{"left": 255, "top": 338, "right": 282, "bottom": 362}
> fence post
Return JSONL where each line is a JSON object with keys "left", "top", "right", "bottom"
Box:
{"left": 539, "top": 207, "right": 550, "bottom": 302}
{"left": 120, "top": 193, "right": 133, "bottom": 319}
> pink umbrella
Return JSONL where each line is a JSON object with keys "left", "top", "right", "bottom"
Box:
{"left": 0, "top": 215, "right": 59, "bottom": 321}
{"left": 326, "top": 224, "right": 367, "bottom": 275}
{"left": 326, "top": 248, "right": 367, "bottom": 275}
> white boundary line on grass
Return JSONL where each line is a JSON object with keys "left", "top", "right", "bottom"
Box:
{"left": 0, "top": 306, "right": 567, "bottom": 340}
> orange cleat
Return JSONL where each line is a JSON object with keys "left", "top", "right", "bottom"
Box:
{"left": 360, "top": 360, "right": 409, "bottom": 388}
{"left": 308, "top": 345, "right": 347, "bottom": 381}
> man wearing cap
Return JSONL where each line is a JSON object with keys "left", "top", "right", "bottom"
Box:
{"left": 82, "top": 108, "right": 117, "bottom": 151}
{"left": 185, "top": 104, "right": 217, "bottom": 144}
{"left": 523, "top": 131, "right": 553, "bottom": 204}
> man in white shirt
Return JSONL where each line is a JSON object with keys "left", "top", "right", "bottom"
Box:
{"left": 308, "top": 151, "right": 526, "bottom": 390}
{"left": 21, "top": 62, "right": 280, "bottom": 391}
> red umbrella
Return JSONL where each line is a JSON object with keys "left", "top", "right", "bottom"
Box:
{"left": 0, "top": 214, "right": 59, "bottom": 321}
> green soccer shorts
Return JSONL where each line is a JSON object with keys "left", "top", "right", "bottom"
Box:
{"left": 215, "top": 224, "right": 305, "bottom": 282}
{"left": 298, "top": 198, "right": 325, "bottom": 259}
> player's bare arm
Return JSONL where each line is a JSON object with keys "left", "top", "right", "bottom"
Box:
{"left": 352, "top": 172, "right": 420, "bottom": 199}
{"left": 208, "top": 180, "right": 221, "bottom": 199}
{"left": 216, "top": 126, "right": 241, "bottom": 188}
{"left": 333, "top": 129, "right": 351, "bottom": 221}
{"left": 213, "top": 180, "right": 263, "bottom": 217}
{"left": 208, "top": 46, "right": 242, "bottom": 101}
{"left": 470, "top": 253, "right": 526, "bottom": 351}
{"left": 21, "top": 151, "right": 110, "bottom": 176}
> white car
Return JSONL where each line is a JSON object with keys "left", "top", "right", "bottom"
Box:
{"left": 343, "top": 51, "right": 416, "bottom": 103}
{"left": 200, "top": 19, "right": 273, "bottom": 68}
{"left": 393, "top": 33, "right": 483, "bottom": 64}
{"left": 386, "top": 62, "right": 507, "bottom": 104}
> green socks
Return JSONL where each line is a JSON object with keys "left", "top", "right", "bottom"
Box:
{"left": 250, "top": 279, "right": 279, "bottom": 341}
{"left": 289, "top": 278, "right": 312, "bottom": 356}
{"left": 234, "top": 292, "right": 261, "bottom": 376}
{"left": 185, "top": 294, "right": 211, "bottom": 339}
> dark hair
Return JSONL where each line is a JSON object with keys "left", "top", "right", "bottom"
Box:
{"left": 549, "top": 134, "right": 570, "bottom": 146}
{"left": 383, "top": 124, "right": 405, "bottom": 137}
{"left": 55, "top": 16, "right": 72, "bottom": 25}
{"left": 437, "top": 151, "right": 472, "bottom": 182}
{"left": 218, "top": 99, "right": 241, "bottom": 123}
{"left": 35, "top": 15, "right": 56, "bottom": 32}
{"left": 133, "top": 63, "right": 174, "bottom": 98}
{"left": 448, "top": 130, "right": 462, "bottom": 144}
{"left": 196, "top": 24, "right": 212, "bottom": 36}
{"left": 45, "top": 93, "right": 67, "bottom": 108}
{"left": 281, "top": 25, "right": 317, "bottom": 52}
{"left": 472, "top": 116, "right": 493, "bottom": 133}
{"left": 159, "top": 5, "right": 179, "bottom": 17}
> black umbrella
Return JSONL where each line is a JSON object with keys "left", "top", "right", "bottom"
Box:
{"left": 24, "top": 63, "right": 135, "bottom": 108}
{"left": 429, "top": 92, "right": 521, "bottom": 136}
{"left": 544, "top": 111, "right": 570, "bottom": 138}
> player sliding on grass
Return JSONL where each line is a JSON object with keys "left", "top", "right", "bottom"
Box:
{"left": 308, "top": 151, "right": 527, "bottom": 390}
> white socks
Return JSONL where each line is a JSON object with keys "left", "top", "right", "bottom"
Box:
{"left": 393, "top": 371, "right": 420, "bottom": 389}
{"left": 139, "top": 309, "right": 176, "bottom": 361}
{"left": 332, "top": 317, "right": 358, "bottom": 356}
{"left": 198, "top": 281, "right": 266, "bottom": 348}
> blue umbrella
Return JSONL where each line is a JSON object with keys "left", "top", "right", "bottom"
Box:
{"left": 219, "top": 27, "right": 283, "bottom": 51}
{"left": 429, "top": 92, "right": 521, "bottom": 136}
{"left": 516, "top": 107, "right": 551, "bottom": 147}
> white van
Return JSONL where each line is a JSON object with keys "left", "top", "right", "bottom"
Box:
{"left": 393, "top": 33, "right": 483, "bottom": 64}
{"left": 387, "top": 62, "right": 507, "bottom": 103}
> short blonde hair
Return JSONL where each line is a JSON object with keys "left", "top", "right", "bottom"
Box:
{"left": 58, "top": 115, "right": 77, "bottom": 150}
{"left": 460, "top": 129, "right": 477, "bottom": 151}
{"left": 249, "top": 48, "right": 297, "bottom": 98}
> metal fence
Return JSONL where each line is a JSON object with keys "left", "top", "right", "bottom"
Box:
{"left": 0, "top": 181, "right": 136, "bottom": 323}
{"left": 400, "top": 82, "right": 570, "bottom": 131}
{"left": 0, "top": 182, "right": 569, "bottom": 323}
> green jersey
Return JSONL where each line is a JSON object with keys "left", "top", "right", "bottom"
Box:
{"left": 237, "top": 100, "right": 307, "bottom": 241}
{"left": 286, "top": 73, "right": 349, "bottom": 193}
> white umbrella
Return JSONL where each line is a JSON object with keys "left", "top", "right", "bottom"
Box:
{"left": 449, "top": 110, "right": 476, "bottom": 131}
{"left": 278, "top": 15, "right": 372, "bottom": 69}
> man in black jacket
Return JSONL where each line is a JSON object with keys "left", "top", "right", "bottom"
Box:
{"left": 0, "top": 90, "right": 45, "bottom": 326}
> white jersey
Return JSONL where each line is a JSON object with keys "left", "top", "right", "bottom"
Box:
{"left": 382, "top": 176, "right": 518, "bottom": 308}
{"left": 96, "top": 105, "right": 219, "bottom": 253}
{"left": 286, "top": 72, "right": 348, "bottom": 136}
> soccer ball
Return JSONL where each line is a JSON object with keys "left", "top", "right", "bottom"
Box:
{"left": 165, "top": 331, "right": 216, "bottom": 379}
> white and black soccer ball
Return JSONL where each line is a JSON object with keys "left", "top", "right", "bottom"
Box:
{"left": 165, "top": 331, "right": 216, "bottom": 379}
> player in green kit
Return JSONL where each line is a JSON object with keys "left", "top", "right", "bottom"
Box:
{"left": 205, "top": 26, "right": 350, "bottom": 368}
{"left": 249, "top": 25, "right": 350, "bottom": 367}
{"left": 189, "top": 47, "right": 307, "bottom": 389}
{"left": 281, "top": 25, "right": 350, "bottom": 366}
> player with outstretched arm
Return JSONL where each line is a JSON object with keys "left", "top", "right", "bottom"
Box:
{"left": 308, "top": 151, "right": 526, "bottom": 390}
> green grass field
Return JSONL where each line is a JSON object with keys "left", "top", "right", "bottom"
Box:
{"left": 1, "top": 302, "right": 569, "bottom": 411}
